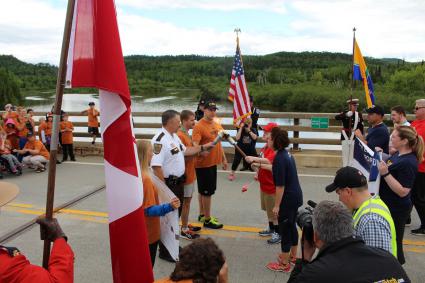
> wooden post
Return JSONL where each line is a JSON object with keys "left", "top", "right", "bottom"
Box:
{"left": 42, "top": 0, "right": 76, "bottom": 269}
{"left": 293, "top": 118, "right": 300, "bottom": 150}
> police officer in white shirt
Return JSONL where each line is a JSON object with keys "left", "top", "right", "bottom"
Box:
{"left": 151, "top": 110, "right": 213, "bottom": 262}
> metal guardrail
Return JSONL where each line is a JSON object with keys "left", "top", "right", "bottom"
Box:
{"left": 7, "top": 111, "right": 412, "bottom": 148}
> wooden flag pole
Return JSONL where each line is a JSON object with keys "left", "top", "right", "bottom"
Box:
{"left": 42, "top": 0, "right": 76, "bottom": 269}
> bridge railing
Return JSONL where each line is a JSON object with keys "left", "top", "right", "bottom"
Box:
{"left": 25, "top": 111, "right": 412, "bottom": 150}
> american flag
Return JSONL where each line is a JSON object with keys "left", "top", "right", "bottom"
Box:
{"left": 228, "top": 44, "right": 251, "bottom": 125}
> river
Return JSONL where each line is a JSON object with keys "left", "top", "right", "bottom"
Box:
{"left": 24, "top": 93, "right": 340, "bottom": 150}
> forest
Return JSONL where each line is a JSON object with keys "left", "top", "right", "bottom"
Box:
{"left": 1, "top": 52, "right": 424, "bottom": 112}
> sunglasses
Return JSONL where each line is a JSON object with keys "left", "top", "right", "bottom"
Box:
{"left": 415, "top": 106, "right": 425, "bottom": 111}
{"left": 208, "top": 108, "right": 217, "bottom": 112}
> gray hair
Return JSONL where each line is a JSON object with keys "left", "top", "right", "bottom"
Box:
{"left": 162, "top": 110, "right": 180, "bottom": 126}
{"left": 313, "top": 200, "right": 353, "bottom": 245}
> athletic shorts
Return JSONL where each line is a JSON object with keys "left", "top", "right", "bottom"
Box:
{"left": 260, "top": 191, "right": 275, "bottom": 220}
{"left": 196, "top": 165, "right": 217, "bottom": 196}
{"left": 278, "top": 206, "right": 299, "bottom": 253}
{"left": 184, "top": 182, "right": 195, "bottom": 198}
{"left": 88, "top": 127, "right": 99, "bottom": 136}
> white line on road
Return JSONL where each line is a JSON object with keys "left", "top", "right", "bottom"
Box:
{"left": 67, "top": 161, "right": 334, "bottom": 178}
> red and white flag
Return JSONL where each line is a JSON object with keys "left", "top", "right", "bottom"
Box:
{"left": 228, "top": 40, "right": 251, "bottom": 126}
{"left": 65, "top": 1, "right": 153, "bottom": 282}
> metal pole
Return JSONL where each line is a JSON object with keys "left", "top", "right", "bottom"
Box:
{"left": 42, "top": 0, "right": 76, "bottom": 269}
{"left": 348, "top": 27, "right": 356, "bottom": 136}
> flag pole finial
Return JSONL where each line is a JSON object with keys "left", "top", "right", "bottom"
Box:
{"left": 234, "top": 28, "right": 241, "bottom": 46}
{"left": 353, "top": 27, "right": 356, "bottom": 38}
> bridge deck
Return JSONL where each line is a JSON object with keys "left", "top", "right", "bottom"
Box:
{"left": 1, "top": 157, "right": 424, "bottom": 282}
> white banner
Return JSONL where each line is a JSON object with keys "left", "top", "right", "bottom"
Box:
{"left": 150, "top": 172, "right": 180, "bottom": 261}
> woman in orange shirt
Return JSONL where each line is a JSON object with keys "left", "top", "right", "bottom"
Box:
{"left": 4, "top": 118, "right": 19, "bottom": 150}
{"left": 137, "top": 139, "right": 180, "bottom": 267}
{"left": 60, "top": 113, "right": 75, "bottom": 162}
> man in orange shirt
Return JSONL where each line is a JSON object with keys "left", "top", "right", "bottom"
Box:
{"left": 60, "top": 113, "right": 76, "bottom": 162}
{"left": 81, "top": 102, "right": 100, "bottom": 145}
{"left": 0, "top": 182, "right": 74, "bottom": 283}
{"left": 14, "top": 133, "right": 50, "bottom": 173}
{"left": 177, "top": 110, "right": 202, "bottom": 240}
{"left": 192, "top": 101, "right": 228, "bottom": 229}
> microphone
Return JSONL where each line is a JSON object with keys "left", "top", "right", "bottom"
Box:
{"left": 307, "top": 200, "right": 317, "bottom": 208}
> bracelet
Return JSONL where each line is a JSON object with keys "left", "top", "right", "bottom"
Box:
{"left": 382, "top": 172, "right": 391, "bottom": 178}
{"left": 200, "top": 145, "right": 204, "bottom": 152}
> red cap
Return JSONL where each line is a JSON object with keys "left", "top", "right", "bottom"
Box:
{"left": 262, "top": 122, "right": 278, "bottom": 132}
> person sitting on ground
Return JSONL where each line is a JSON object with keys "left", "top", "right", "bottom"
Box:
{"left": 155, "top": 238, "right": 228, "bottom": 283}
{"left": 0, "top": 131, "right": 22, "bottom": 176}
{"left": 287, "top": 201, "right": 409, "bottom": 283}
{"left": 4, "top": 119, "right": 19, "bottom": 150}
{"left": 228, "top": 118, "right": 258, "bottom": 180}
{"left": 245, "top": 122, "right": 281, "bottom": 245}
{"left": 14, "top": 133, "right": 50, "bottom": 173}
{"left": 0, "top": 182, "right": 74, "bottom": 282}
{"left": 326, "top": 166, "right": 397, "bottom": 257}
{"left": 137, "top": 139, "right": 180, "bottom": 267}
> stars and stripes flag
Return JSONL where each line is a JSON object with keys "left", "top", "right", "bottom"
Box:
{"left": 65, "top": 1, "right": 153, "bottom": 282}
{"left": 228, "top": 40, "right": 251, "bottom": 125}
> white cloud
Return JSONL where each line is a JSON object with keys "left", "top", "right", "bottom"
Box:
{"left": 1, "top": 0, "right": 424, "bottom": 64}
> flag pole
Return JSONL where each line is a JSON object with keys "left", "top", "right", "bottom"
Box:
{"left": 234, "top": 28, "right": 242, "bottom": 63}
{"left": 42, "top": 0, "right": 76, "bottom": 269}
{"left": 348, "top": 27, "right": 356, "bottom": 136}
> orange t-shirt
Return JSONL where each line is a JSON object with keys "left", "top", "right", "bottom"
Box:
{"left": 5, "top": 126, "right": 19, "bottom": 150}
{"left": 192, "top": 118, "right": 224, "bottom": 168}
{"left": 17, "top": 117, "right": 29, "bottom": 138}
{"left": 24, "top": 140, "right": 50, "bottom": 159}
{"left": 3, "top": 111, "right": 18, "bottom": 122}
{"left": 87, "top": 108, "right": 99, "bottom": 127}
{"left": 177, "top": 129, "right": 196, "bottom": 184}
{"left": 0, "top": 139, "right": 12, "bottom": 154}
{"left": 60, "top": 121, "right": 74, "bottom": 144}
{"left": 154, "top": 279, "right": 193, "bottom": 283}
{"left": 38, "top": 122, "right": 47, "bottom": 141}
{"left": 45, "top": 121, "right": 53, "bottom": 137}
{"left": 142, "top": 173, "right": 161, "bottom": 244}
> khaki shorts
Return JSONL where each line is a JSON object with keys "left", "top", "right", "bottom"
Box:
{"left": 184, "top": 182, "right": 195, "bottom": 198}
{"left": 260, "top": 191, "right": 276, "bottom": 220}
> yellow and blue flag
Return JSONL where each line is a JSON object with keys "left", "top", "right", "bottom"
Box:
{"left": 353, "top": 39, "right": 375, "bottom": 108}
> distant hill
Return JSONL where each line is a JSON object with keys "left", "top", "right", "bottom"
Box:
{"left": 1, "top": 52, "right": 423, "bottom": 112}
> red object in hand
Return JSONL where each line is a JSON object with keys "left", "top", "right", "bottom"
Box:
{"left": 242, "top": 184, "right": 248, "bottom": 192}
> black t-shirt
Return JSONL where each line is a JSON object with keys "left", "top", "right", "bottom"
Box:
{"left": 236, "top": 128, "right": 256, "bottom": 149}
{"left": 366, "top": 123, "right": 390, "bottom": 153}
{"left": 272, "top": 150, "right": 303, "bottom": 209}
{"left": 380, "top": 152, "right": 418, "bottom": 213}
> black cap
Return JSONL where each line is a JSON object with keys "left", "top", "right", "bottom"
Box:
{"left": 88, "top": 102, "right": 95, "bottom": 106}
{"left": 26, "top": 132, "right": 35, "bottom": 138}
{"left": 249, "top": 95, "right": 254, "bottom": 102}
{"left": 366, "top": 105, "right": 384, "bottom": 116}
{"left": 205, "top": 101, "right": 218, "bottom": 110}
{"left": 198, "top": 98, "right": 206, "bottom": 106}
{"left": 325, "top": 166, "right": 367, "bottom": 192}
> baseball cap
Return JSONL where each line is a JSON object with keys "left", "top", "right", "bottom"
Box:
{"left": 325, "top": 166, "right": 367, "bottom": 193}
{"left": 205, "top": 101, "right": 218, "bottom": 110}
{"left": 0, "top": 182, "right": 19, "bottom": 208}
{"left": 88, "top": 102, "right": 95, "bottom": 106}
{"left": 262, "top": 122, "right": 278, "bottom": 132}
{"left": 198, "top": 98, "right": 206, "bottom": 106}
{"left": 366, "top": 105, "right": 385, "bottom": 116}
{"left": 346, "top": 98, "right": 359, "bottom": 105}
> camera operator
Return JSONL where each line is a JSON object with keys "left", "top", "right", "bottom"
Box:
{"left": 288, "top": 201, "right": 409, "bottom": 283}
{"left": 326, "top": 166, "right": 397, "bottom": 257}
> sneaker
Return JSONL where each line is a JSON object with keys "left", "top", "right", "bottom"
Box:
{"left": 91, "top": 141, "right": 95, "bottom": 145}
{"left": 266, "top": 262, "right": 292, "bottom": 273}
{"left": 411, "top": 227, "right": 425, "bottom": 236}
{"left": 267, "top": 232, "right": 281, "bottom": 244}
{"left": 258, "top": 228, "right": 273, "bottom": 237}
{"left": 289, "top": 257, "right": 297, "bottom": 266}
{"left": 240, "top": 167, "right": 249, "bottom": 171}
{"left": 71, "top": 158, "right": 76, "bottom": 162}
{"left": 204, "top": 217, "right": 223, "bottom": 229}
{"left": 188, "top": 224, "right": 201, "bottom": 232}
{"left": 181, "top": 229, "right": 200, "bottom": 240}
{"left": 35, "top": 168, "right": 43, "bottom": 173}
{"left": 228, "top": 173, "right": 235, "bottom": 181}
{"left": 198, "top": 215, "right": 205, "bottom": 223}
{"left": 405, "top": 216, "right": 411, "bottom": 226}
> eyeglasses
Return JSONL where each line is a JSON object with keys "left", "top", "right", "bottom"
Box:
{"left": 415, "top": 106, "right": 425, "bottom": 111}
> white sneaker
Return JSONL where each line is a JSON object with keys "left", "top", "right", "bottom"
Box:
{"left": 267, "top": 232, "right": 281, "bottom": 244}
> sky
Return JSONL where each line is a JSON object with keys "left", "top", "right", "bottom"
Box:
{"left": 1, "top": 0, "right": 425, "bottom": 64}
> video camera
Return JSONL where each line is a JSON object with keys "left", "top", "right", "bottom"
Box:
{"left": 296, "top": 200, "right": 317, "bottom": 244}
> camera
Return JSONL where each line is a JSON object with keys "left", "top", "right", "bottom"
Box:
{"left": 296, "top": 200, "right": 316, "bottom": 244}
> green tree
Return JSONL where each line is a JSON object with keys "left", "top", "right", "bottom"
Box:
{"left": 0, "top": 68, "right": 23, "bottom": 106}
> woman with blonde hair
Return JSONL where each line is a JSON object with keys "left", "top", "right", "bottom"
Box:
{"left": 137, "top": 139, "right": 180, "bottom": 267}
{"left": 378, "top": 125, "right": 424, "bottom": 265}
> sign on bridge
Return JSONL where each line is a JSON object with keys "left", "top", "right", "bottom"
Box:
{"left": 311, "top": 117, "right": 329, "bottom": 129}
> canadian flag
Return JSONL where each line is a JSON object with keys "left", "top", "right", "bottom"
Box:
{"left": 65, "top": 1, "right": 154, "bottom": 282}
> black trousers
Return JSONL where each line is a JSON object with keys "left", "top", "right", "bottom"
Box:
{"left": 159, "top": 179, "right": 184, "bottom": 258}
{"left": 279, "top": 206, "right": 299, "bottom": 253}
{"left": 390, "top": 206, "right": 412, "bottom": 265}
{"left": 62, "top": 144, "right": 75, "bottom": 161}
{"left": 231, "top": 145, "right": 257, "bottom": 171}
{"left": 412, "top": 172, "right": 425, "bottom": 228}
{"left": 149, "top": 241, "right": 159, "bottom": 267}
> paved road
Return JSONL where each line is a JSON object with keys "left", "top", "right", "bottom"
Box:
{"left": 1, "top": 157, "right": 424, "bottom": 282}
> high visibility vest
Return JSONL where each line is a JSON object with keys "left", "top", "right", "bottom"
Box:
{"left": 353, "top": 196, "right": 397, "bottom": 257}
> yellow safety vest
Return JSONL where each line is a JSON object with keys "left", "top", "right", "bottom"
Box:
{"left": 353, "top": 196, "right": 397, "bottom": 258}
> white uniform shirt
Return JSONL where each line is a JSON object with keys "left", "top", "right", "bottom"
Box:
{"left": 151, "top": 128, "right": 186, "bottom": 178}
